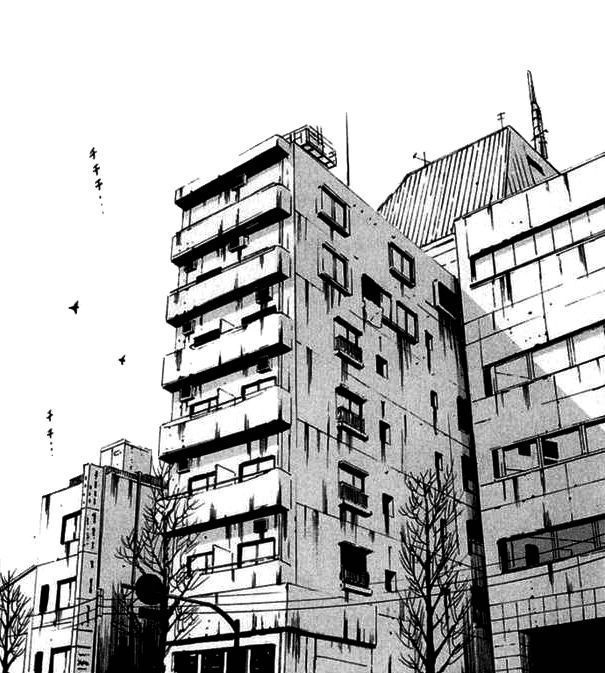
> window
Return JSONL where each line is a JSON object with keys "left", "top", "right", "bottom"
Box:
{"left": 457, "top": 396, "right": 472, "bottom": 433}
{"left": 336, "top": 387, "right": 366, "bottom": 437}
{"left": 241, "top": 376, "right": 276, "bottom": 398}
{"left": 189, "top": 551, "right": 214, "bottom": 574}
{"left": 376, "top": 354, "right": 388, "bottom": 378}
{"left": 361, "top": 275, "right": 391, "bottom": 321}
{"left": 56, "top": 577, "right": 76, "bottom": 610}
{"left": 339, "top": 463, "right": 366, "bottom": 491}
{"left": 34, "top": 652, "right": 44, "bottom": 673}
{"left": 39, "top": 584, "right": 50, "bottom": 614}
{"left": 250, "top": 645, "right": 275, "bottom": 673}
{"left": 60, "top": 512, "right": 81, "bottom": 545}
{"left": 425, "top": 331, "right": 433, "bottom": 372}
{"left": 379, "top": 421, "right": 391, "bottom": 447}
{"left": 183, "top": 258, "right": 197, "bottom": 274}
{"left": 498, "top": 515, "right": 605, "bottom": 572}
{"left": 382, "top": 494, "right": 394, "bottom": 535}
{"left": 435, "top": 451, "right": 443, "bottom": 479}
{"left": 430, "top": 391, "right": 439, "bottom": 434}
{"left": 182, "top": 319, "right": 194, "bottom": 336}
{"left": 339, "top": 541, "right": 370, "bottom": 589}
{"left": 179, "top": 383, "right": 194, "bottom": 402}
{"left": 461, "top": 455, "right": 476, "bottom": 492}
{"left": 340, "top": 506, "right": 359, "bottom": 526}
{"left": 200, "top": 650, "right": 223, "bottom": 673}
{"left": 318, "top": 187, "right": 348, "bottom": 234}
{"left": 49, "top": 647, "right": 70, "bottom": 673}
{"left": 238, "top": 538, "right": 276, "bottom": 566}
{"left": 173, "top": 652, "right": 199, "bottom": 673}
{"left": 384, "top": 570, "right": 397, "bottom": 593}
{"left": 319, "top": 245, "right": 350, "bottom": 292}
{"left": 388, "top": 243, "right": 415, "bottom": 286}
{"left": 188, "top": 471, "right": 215, "bottom": 494}
{"left": 394, "top": 303, "right": 419, "bottom": 341}
{"left": 433, "top": 281, "right": 459, "bottom": 319}
{"left": 239, "top": 456, "right": 276, "bottom": 479}
{"left": 466, "top": 519, "right": 482, "bottom": 555}
{"left": 334, "top": 319, "right": 362, "bottom": 364}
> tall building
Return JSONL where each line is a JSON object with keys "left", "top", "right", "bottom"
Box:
{"left": 379, "top": 126, "right": 558, "bottom": 274}
{"left": 159, "top": 126, "right": 491, "bottom": 673}
{"left": 455, "top": 152, "right": 605, "bottom": 673}
{"left": 26, "top": 440, "right": 159, "bottom": 673}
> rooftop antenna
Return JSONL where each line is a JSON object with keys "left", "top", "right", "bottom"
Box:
{"left": 345, "top": 112, "right": 351, "bottom": 187}
{"left": 527, "top": 70, "right": 548, "bottom": 159}
{"left": 413, "top": 151, "right": 430, "bottom": 166}
{"left": 497, "top": 112, "right": 506, "bottom": 129}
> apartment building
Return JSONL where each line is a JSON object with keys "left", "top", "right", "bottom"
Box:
{"left": 26, "top": 440, "right": 159, "bottom": 673}
{"left": 159, "top": 126, "right": 491, "bottom": 673}
{"left": 455, "top": 152, "right": 605, "bottom": 673}
{"left": 379, "top": 126, "right": 558, "bottom": 274}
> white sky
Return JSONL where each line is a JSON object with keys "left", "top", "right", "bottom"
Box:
{"left": 1, "top": 0, "right": 604, "bottom": 571}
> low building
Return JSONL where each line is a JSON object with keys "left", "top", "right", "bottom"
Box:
{"left": 26, "top": 439, "right": 159, "bottom": 673}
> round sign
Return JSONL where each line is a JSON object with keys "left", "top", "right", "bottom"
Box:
{"left": 135, "top": 573, "right": 165, "bottom": 605}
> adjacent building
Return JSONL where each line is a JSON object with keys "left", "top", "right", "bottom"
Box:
{"left": 26, "top": 440, "right": 159, "bottom": 673}
{"left": 159, "top": 126, "right": 491, "bottom": 673}
{"left": 455, "top": 152, "right": 605, "bottom": 673}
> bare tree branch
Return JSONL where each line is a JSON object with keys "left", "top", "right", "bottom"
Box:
{"left": 0, "top": 569, "right": 31, "bottom": 673}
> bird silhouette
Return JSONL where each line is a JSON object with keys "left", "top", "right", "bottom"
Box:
{"left": 118, "top": 355, "right": 126, "bottom": 366}
{"left": 69, "top": 300, "right": 79, "bottom": 314}
{"left": 46, "top": 409, "right": 53, "bottom": 422}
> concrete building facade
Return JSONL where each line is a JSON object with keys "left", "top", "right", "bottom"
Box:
{"left": 455, "top": 153, "right": 605, "bottom": 673}
{"left": 26, "top": 440, "right": 158, "bottom": 673}
{"left": 159, "top": 127, "right": 491, "bottom": 673}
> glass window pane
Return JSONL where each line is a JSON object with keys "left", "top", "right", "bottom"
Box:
{"left": 542, "top": 428, "right": 581, "bottom": 463}
{"left": 533, "top": 341, "right": 570, "bottom": 377}
{"left": 586, "top": 422, "right": 605, "bottom": 453}
{"left": 552, "top": 220, "right": 572, "bottom": 249}
{"left": 474, "top": 254, "right": 494, "bottom": 280}
{"left": 493, "top": 355, "right": 530, "bottom": 392}
{"left": 494, "top": 245, "right": 514, "bottom": 274}
{"left": 535, "top": 229, "right": 554, "bottom": 256}
{"left": 502, "top": 440, "right": 538, "bottom": 474}
{"left": 557, "top": 521, "right": 596, "bottom": 559}
{"left": 514, "top": 236, "right": 536, "bottom": 264}
{"left": 573, "top": 326, "right": 605, "bottom": 365}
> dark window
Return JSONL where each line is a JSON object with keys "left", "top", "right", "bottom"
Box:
{"left": 173, "top": 652, "right": 198, "bottom": 673}
{"left": 250, "top": 644, "right": 276, "bottom": 673}
{"left": 34, "top": 652, "right": 43, "bottom": 673}
{"left": 461, "top": 455, "right": 475, "bottom": 492}
{"left": 430, "top": 391, "right": 439, "bottom": 434}
{"left": 525, "top": 543, "right": 540, "bottom": 567}
{"left": 382, "top": 494, "right": 394, "bottom": 534}
{"left": 542, "top": 439, "right": 560, "bottom": 465}
{"left": 200, "top": 650, "right": 224, "bottom": 673}
{"left": 320, "top": 245, "right": 350, "bottom": 291}
{"left": 434, "top": 280, "right": 459, "bottom": 318}
{"left": 376, "top": 354, "right": 388, "bottom": 378}
{"left": 435, "top": 452, "right": 443, "bottom": 484}
{"left": 388, "top": 243, "right": 415, "bottom": 286}
{"left": 425, "top": 331, "right": 433, "bottom": 372}
{"left": 39, "top": 584, "right": 50, "bottom": 614}
{"left": 384, "top": 570, "right": 397, "bottom": 593}
{"left": 339, "top": 542, "right": 370, "bottom": 589}
{"left": 361, "top": 274, "right": 384, "bottom": 306}
{"left": 492, "top": 449, "right": 501, "bottom": 479}
{"left": 457, "top": 396, "right": 472, "bottom": 433}
{"left": 379, "top": 421, "right": 391, "bottom": 447}
{"left": 334, "top": 319, "right": 363, "bottom": 365}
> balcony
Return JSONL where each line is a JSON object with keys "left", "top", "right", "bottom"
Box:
{"left": 166, "top": 246, "right": 291, "bottom": 326}
{"left": 334, "top": 335, "right": 363, "bottom": 368}
{"left": 340, "top": 568, "right": 370, "bottom": 590}
{"left": 162, "top": 313, "right": 293, "bottom": 390}
{"left": 336, "top": 406, "right": 367, "bottom": 440}
{"left": 160, "top": 385, "right": 291, "bottom": 460}
{"left": 339, "top": 481, "right": 369, "bottom": 510}
{"left": 172, "top": 184, "right": 292, "bottom": 264}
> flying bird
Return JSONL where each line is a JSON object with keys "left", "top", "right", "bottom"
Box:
{"left": 118, "top": 355, "right": 126, "bottom": 366}
{"left": 46, "top": 409, "right": 53, "bottom": 422}
{"left": 69, "top": 300, "right": 79, "bottom": 314}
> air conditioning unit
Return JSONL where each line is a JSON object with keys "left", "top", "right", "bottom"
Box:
{"left": 228, "top": 235, "right": 249, "bottom": 253}
{"left": 253, "top": 518, "right": 269, "bottom": 535}
{"left": 255, "top": 287, "right": 273, "bottom": 305}
{"left": 433, "top": 280, "right": 459, "bottom": 320}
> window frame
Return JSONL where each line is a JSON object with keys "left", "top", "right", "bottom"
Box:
{"left": 319, "top": 244, "right": 352, "bottom": 294}
{"left": 237, "top": 537, "right": 277, "bottom": 567}
{"left": 318, "top": 186, "right": 349, "bottom": 236}
{"left": 60, "top": 511, "right": 81, "bottom": 545}
{"left": 388, "top": 243, "right": 416, "bottom": 286}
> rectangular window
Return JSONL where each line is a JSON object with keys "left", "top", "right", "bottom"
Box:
{"left": 250, "top": 645, "right": 276, "bottom": 673}
{"left": 533, "top": 341, "right": 570, "bottom": 377}
{"left": 461, "top": 455, "right": 475, "bottom": 492}
{"left": 425, "top": 331, "right": 433, "bottom": 372}
{"left": 336, "top": 387, "right": 366, "bottom": 436}
{"left": 572, "top": 325, "right": 605, "bottom": 365}
{"left": 501, "top": 440, "right": 538, "bottom": 475}
{"left": 173, "top": 652, "right": 199, "bottom": 673}
{"left": 238, "top": 538, "right": 276, "bottom": 566}
{"left": 586, "top": 420, "right": 605, "bottom": 453}
{"left": 200, "top": 650, "right": 223, "bottom": 673}
{"left": 388, "top": 243, "right": 415, "bottom": 286}
{"left": 34, "top": 652, "right": 44, "bottom": 673}
{"left": 334, "top": 319, "right": 363, "bottom": 364}
{"left": 339, "top": 542, "right": 370, "bottom": 588}
{"left": 384, "top": 570, "right": 397, "bottom": 593}
{"left": 382, "top": 493, "right": 394, "bottom": 535}
{"left": 376, "top": 354, "right": 388, "bottom": 378}
{"left": 189, "top": 551, "right": 214, "bottom": 574}
{"left": 239, "top": 456, "right": 276, "bottom": 479}
{"left": 430, "top": 392, "right": 439, "bottom": 434}
{"left": 379, "top": 421, "right": 391, "bottom": 446}
{"left": 319, "top": 187, "right": 348, "bottom": 234}
{"left": 39, "top": 584, "right": 50, "bottom": 614}
{"left": 434, "top": 281, "right": 459, "bottom": 319}
{"left": 241, "top": 376, "right": 276, "bottom": 398}
{"left": 394, "top": 303, "right": 419, "bottom": 341}
{"left": 188, "top": 471, "right": 216, "bottom": 494}
{"left": 56, "top": 578, "right": 76, "bottom": 610}
{"left": 339, "top": 463, "right": 366, "bottom": 491}
{"left": 320, "top": 245, "right": 350, "bottom": 291}
{"left": 491, "top": 354, "right": 530, "bottom": 393}
{"left": 60, "top": 512, "right": 81, "bottom": 545}
{"left": 457, "top": 396, "right": 472, "bottom": 433}
{"left": 50, "top": 648, "right": 70, "bottom": 673}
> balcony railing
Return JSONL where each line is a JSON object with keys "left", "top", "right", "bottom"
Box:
{"left": 339, "top": 481, "right": 369, "bottom": 509}
{"left": 334, "top": 335, "right": 363, "bottom": 366}
{"left": 340, "top": 567, "right": 370, "bottom": 589}
{"left": 336, "top": 406, "right": 366, "bottom": 437}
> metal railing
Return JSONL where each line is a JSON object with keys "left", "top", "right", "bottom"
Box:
{"left": 336, "top": 406, "right": 365, "bottom": 435}
{"left": 334, "top": 335, "right": 363, "bottom": 364}
{"left": 340, "top": 567, "right": 370, "bottom": 589}
{"left": 339, "top": 481, "right": 368, "bottom": 509}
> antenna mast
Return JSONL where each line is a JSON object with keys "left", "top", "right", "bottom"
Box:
{"left": 345, "top": 112, "right": 351, "bottom": 187}
{"left": 527, "top": 70, "right": 548, "bottom": 159}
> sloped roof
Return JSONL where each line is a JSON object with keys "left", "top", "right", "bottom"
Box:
{"left": 378, "top": 126, "right": 559, "bottom": 248}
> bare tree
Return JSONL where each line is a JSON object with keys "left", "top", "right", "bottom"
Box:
{"left": 116, "top": 461, "right": 204, "bottom": 671}
{"left": 0, "top": 570, "right": 31, "bottom": 673}
{"left": 398, "top": 467, "right": 469, "bottom": 673}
